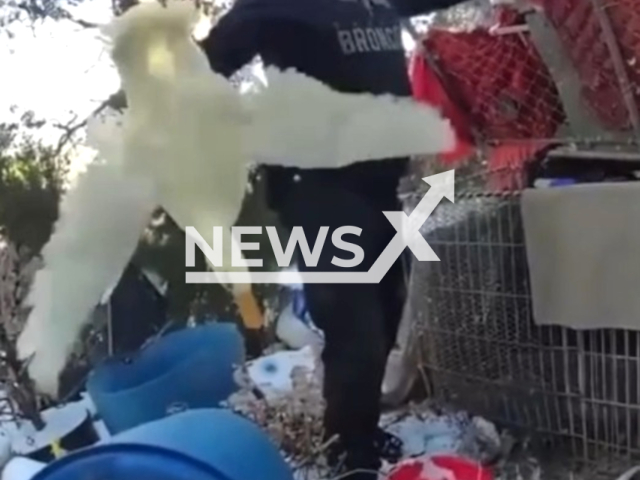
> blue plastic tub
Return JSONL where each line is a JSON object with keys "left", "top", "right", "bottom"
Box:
{"left": 31, "top": 409, "right": 293, "bottom": 480}
{"left": 87, "top": 323, "right": 244, "bottom": 434}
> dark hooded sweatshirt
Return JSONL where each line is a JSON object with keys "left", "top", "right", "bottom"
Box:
{"left": 199, "top": 0, "right": 466, "bottom": 209}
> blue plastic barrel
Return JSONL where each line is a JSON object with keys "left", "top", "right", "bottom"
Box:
{"left": 87, "top": 323, "right": 244, "bottom": 434}
{"left": 31, "top": 409, "right": 294, "bottom": 480}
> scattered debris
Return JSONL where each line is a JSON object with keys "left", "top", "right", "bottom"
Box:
{"left": 225, "top": 348, "right": 327, "bottom": 470}
{"left": 382, "top": 404, "right": 501, "bottom": 464}
{"left": 227, "top": 345, "right": 510, "bottom": 480}
{"left": 245, "top": 346, "right": 320, "bottom": 400}
{"left": 275, "top": 293, "right": 324, "bottom": 351}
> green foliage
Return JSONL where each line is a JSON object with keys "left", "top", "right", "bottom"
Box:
{"left": 0, "top": 116, "right": 68, "bottom": 425}
{"left": 0, "top": 124, "right": 69, "bottom": 253}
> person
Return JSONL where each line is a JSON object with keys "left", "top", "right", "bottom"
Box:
{"left": 199, "top": 0, "right": 465, "bottom": 477}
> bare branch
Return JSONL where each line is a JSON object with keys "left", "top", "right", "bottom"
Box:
{"left": 15, "top": 1, "right": 100, "bottom": 27}
{"left": 59, "top": 10, "right": 100, "bottom": 28}
{"left": 51, "top": 90, "right": 126, "bottom": 157}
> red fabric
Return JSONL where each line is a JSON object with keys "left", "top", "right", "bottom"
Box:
{"left": 408, "top": 0, "right": 640, "bottom": 189}
{"left": 409, "top": 44, "right": 475, "bottom": 166}
{"left": 409, "top": 6, "right": 564, "bottom": 177}
{"left": 424, "top": 9, "right": 563, "bottom": 141}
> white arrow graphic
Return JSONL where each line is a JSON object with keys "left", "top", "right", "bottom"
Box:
{"left": 186, "top": 170, "right": 455, "bottom": 284}
{"left": 369, "top": 169, "right": 454, "bottom": 282}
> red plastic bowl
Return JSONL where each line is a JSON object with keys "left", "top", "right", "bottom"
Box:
{"left": 388, "top": 455, "right": 493, "bottom": 480}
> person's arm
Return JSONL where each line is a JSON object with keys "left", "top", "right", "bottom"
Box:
{"left": 391, "top": 0, "right": 470, "bottom": 17}
{"left": 198, "top": 6, "right": 262, "bottom": 78}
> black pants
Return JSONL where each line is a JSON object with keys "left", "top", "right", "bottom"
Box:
{"left": 266, "top": 159, "right": 408, "bottom": 474}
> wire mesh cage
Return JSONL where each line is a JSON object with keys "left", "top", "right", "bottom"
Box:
{"left": 402, "top": 160, "right": 640, "bottom": 471}
{"left": 403, "top": 1, "right": 640, "bottom": 467}
{"left": 409, "top": 0, "right": 640, "bottom": 150}
{"left": 537, "top": 0, "right": 640, "bottom": 137}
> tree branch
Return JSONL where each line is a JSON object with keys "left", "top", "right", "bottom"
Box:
{"left": 51, "top": 90, "right": 126, "bottom": 157}
{"left": 16, "top": 2, "right": 101, "bottom": 28}
{"left": 59, "top": 10, "right": 100, "bottom": 29}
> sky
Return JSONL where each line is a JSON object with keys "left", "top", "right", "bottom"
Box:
{"left": 0, "top": 0, "right": 418, "bottom": 149}
{"left": 1, "top": 0, "right": 117, "bottom": 140}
